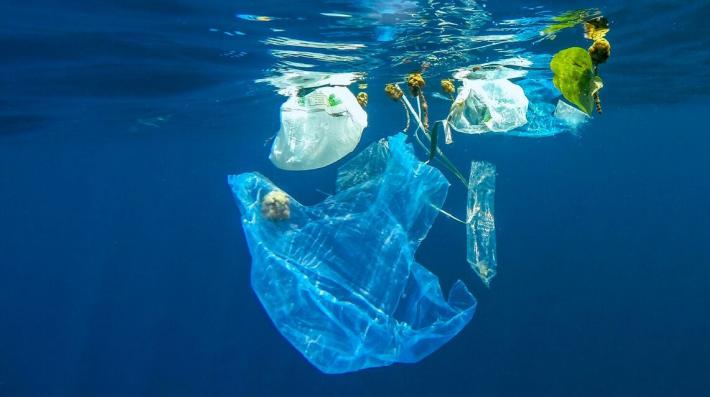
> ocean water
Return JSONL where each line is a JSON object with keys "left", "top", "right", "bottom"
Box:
{"left": 1, "top": 0, "right": 710, "bottom": 396}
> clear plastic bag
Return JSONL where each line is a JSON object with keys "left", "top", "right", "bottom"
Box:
{"left": 230, "top": 134, "right": 476, "bottom": 374}
{"left": 448, "top": 78, "right": 529, "bottom": 134}
{"left": 270, "top": 86, "right": 367, "bottom": 171}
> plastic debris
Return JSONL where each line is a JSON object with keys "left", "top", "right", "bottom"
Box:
{"left": 442, "top": 63, "right": 587, "bottom": 138}
{"left": 554, "top": 99, "right": 590, "bottom": 128}
{"left": 507, "top": 78, "right": 562, "bottom": 137}
{"left": 448, "top": 79, "right": 529, "bottom": 134}
{"left": 229, "top": 134, "right": 476, "bottom": 374}
{"left": 503, "top": 78, "right": 571, "bottom": 137}
{"left": 448, "top": 56, "right": 582, "bottom": 138}
{"left": 269, "top": 86, "right": 367, "bottom": 170}
{"left": 467, "top": 161, "right": 497, "bottom": 286}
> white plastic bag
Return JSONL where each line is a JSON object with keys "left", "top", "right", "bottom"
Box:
{"left": 270, "top": 86, "right": 367, "bottom": 171}
{"left": 448, "top": 79, "right": 528, "bottom": 134}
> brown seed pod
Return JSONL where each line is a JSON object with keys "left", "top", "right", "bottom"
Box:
{"left": 406, "top": 72, "right": 425, "bottom": 97}
{"left": 384, "top": 83, "right": 404, "bottom": 101}
{"left": 440, "top": 79, "right": 455, "bottom": 95}
{"left": 589, "top": 38, "right": 611, "bottom": 65}
{"left": 356, "top": 92, "right": 368, "bottom": 107}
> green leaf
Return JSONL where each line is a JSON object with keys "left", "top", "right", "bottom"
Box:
{"left": 550, "top": 47, "right": 601, "bottom": 115}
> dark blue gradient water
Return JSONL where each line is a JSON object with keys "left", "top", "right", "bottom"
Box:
{"left": 1, "top": 1, "right": 709, "bottom": 396}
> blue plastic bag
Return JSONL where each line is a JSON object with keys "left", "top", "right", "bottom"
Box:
{"left": 228, "top": 134, "right": 476, "bottom": 374}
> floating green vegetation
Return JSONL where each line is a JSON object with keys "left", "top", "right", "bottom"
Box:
{"left": 550, "top": 47, "right": 603, "bottom": 115}
{"left": 541, "top": 9, "right": 599, "bottom": 38}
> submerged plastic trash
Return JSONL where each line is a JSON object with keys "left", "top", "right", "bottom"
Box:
{"left": 467, "top": 161, "right": 497, "bottom": 286}
{"left": 503, "top": 78, "right": 587, "bottom": 137}
{"left": 269, "top": 86, "right": 367, "bottom": 171}
{"left": 229, "top": 134, "right": 476, "bottom": 374}
{"left": 448, "top": 56, "right": 583, "bottom": 138}
{"left": 448, "top": 79, "right": 529, "bottom": 134}
{"left": 507, "top": 78, "right": 565, "bottom": 137}
{"left": 440, "top": 58, "right": 587, "bottom": 138}
{"left": 550, "top": 47, "right": 603, "bottom": 115}
{"left": 554, "top": 99, "right": 590, "bottom": 128}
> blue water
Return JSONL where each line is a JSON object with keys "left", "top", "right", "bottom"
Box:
{"left": 1, "top": 0, "right": 710, "bottom": 396}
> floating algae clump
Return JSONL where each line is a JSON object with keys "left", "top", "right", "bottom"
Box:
{"left": 228, "top": 134, "right": 476, "bottom": 374}
{"left": 440, "top": 79, "right": 455, "bottom": 98}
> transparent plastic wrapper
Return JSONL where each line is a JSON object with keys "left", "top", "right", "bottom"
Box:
{"left": 507, "top": 78, "right": 568, "bottom": 137}
{"left": 467, "top": 161, "right": 497, "bottom": 286}
{"left": 504, "top": 78, "right": 587, "bottom": 137}
{"left": 448, "top": 79, "right": 529, "bottom": 134}
{"left": 554, "top": 99, "right": 590, "bottom": 127}
{"left": 447, "top": 55, "right": 587, "bottom": 138}
{"left": 229, "top": 134, "right": 476, "bottom": 374}
{"left": 269, "top": 86, "right": 367, "bottom": 171}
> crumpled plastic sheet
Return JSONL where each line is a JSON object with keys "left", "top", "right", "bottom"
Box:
{"left": 448, "top": 78, "right": 529, "bottom": 134}
{"left": 229, "top": 133, "right": 476, "bottom": 374}
{"left": 505, "top": 78, "right": 585, "bottom": 137}
{"left": 467, "top": 161, "right": 497, "bottom": 286}
{"left": 554, "top": 99, "right": 590, "bottom": 128}
{"left": 447, "top": 54, "right": 588, "bottom": 138}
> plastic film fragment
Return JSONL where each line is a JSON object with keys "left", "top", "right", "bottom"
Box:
{"left": 467, "top": 161, "right": 497, "bottom": 286}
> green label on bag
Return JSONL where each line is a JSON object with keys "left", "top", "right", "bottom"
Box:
{"left": 327, "top": 94, "right": 342, "bottom": 107}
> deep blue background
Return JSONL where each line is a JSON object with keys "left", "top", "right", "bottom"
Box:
{"left": 1, "top": 1, "right": 710, "bottom": 396}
